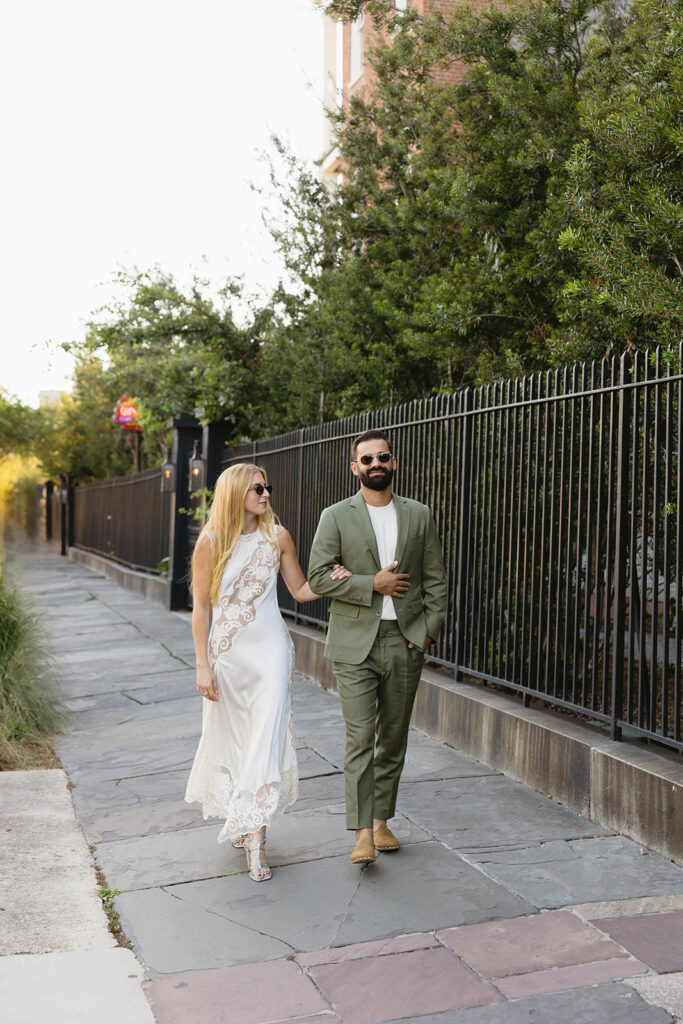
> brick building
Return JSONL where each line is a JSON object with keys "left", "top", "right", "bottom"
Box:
{"left": 321, "top": 0, "right": 472, "bottom": 182}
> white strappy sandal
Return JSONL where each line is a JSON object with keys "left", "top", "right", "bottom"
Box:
{"left": 245, "top": 828, "right": 272, "bottom": 882}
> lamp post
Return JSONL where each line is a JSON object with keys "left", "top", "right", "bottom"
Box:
{"left": 160, "top": 449, "right": 176, "bottom": 492}
{"left": 58, "top": 473, "right": 68, "bottom": 556}
{"left": 188, "top": 440, "right": 206, "bottom": 493}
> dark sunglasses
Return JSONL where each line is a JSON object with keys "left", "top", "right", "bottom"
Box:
{"left": 248, "top": 484, "right": 273, "bottom": 496}
{"left": 357, "top": 451, "right": 393, "bottom": 467}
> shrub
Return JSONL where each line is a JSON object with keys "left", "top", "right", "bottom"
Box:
{"left": 0, "top": 571, "right": 65, "bottom": 769}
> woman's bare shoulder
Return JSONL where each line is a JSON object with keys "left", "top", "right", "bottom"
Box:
{"left": 276, "top": 525, "right": 293, "bottom": 546}
{"left": 195, "top": 532, "right": 212, "bottom": 553}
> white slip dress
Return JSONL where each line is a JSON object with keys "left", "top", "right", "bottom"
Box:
{"left": 184, "top": 528, "right": 299, "bottom": 843}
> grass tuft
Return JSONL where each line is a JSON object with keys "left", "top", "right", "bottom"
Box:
{"left": 0, "top": 571, "right": 66, "bottom": 769}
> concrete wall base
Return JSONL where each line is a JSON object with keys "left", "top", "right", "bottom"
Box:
{"left": 288, "top": 621, "right": 683, "bottom": 866}
{"left": 69, "top": 548, "right": 171, "bottom": 609}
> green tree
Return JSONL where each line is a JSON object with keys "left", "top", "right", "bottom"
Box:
{"left": 557, "top": 0, "right": 683, "bottom": 359}
{"left": 82, "top": 269, "right": 262, "bottom": 448}
{"left": 33, "top": 355, "right": 138, "bottom": 482}
{"left": 0, "top": 392, "right": 46, "bottom": 462}
{"left": 268, "top": 0, "right": 603, "bottom": 406}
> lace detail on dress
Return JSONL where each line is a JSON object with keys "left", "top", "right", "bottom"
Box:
{"left": 198, "top": 763, "right": 299, "bottom": 842}
{"left": 208, "top": 537, "right": 279, "bottom": 668}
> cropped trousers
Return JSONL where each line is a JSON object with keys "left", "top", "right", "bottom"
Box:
{"left": 333, "top": 621, "right": 424, "bottom": 830}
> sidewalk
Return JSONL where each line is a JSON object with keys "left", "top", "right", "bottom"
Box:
{"left": 3, "top": 541, "right": 683, "bottom": 1023}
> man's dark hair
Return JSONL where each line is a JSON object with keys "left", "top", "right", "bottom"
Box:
{"left": 351, "top": 429, "right": 393, "bottom": 462}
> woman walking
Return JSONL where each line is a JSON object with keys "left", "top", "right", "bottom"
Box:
{"left": 185, "top": 463, "right": 347, "bottom": 881}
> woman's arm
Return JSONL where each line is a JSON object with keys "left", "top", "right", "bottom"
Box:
{"left": 278, "top": 527, "right": 350, "bottom": 602}
{"left": 192, "top": 533, "right": 218, "bottom": 701}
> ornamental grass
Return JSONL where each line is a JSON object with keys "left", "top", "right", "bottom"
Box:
{"left": 0, "top": 570, "right": 65, "bottom": 769}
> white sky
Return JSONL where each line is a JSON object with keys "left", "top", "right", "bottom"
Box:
{"left": 0, "top": 0, "right": 325, "bottom": 406}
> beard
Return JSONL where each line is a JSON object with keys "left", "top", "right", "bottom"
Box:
{"left": 358, "top": 464, "right": 394, "bottom": 491}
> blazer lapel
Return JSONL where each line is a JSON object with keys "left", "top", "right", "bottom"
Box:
{"left": 393, "top": 494, "right": 412, "bottom": 567}
{"left": 349, "top": 494, "right": 381, "bottom": 570}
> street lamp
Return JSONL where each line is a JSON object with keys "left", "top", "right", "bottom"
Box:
{"left": 160, "top": 449, "right": 176, "bottom": 492}
{"left": 188, "top": 440, "right": 206, "bottom": 493}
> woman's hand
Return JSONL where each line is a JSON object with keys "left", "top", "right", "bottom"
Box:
{"left": 331, "top": 563, "right": 351, "bottom": 580}
{"left": 196, "top": 664, "right": 218, "bottom": 701}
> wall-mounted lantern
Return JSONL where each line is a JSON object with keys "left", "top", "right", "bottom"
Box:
{"left": 160, "top": 449, "right": 176, "bottom": 492}
{"left": 188, "top": 440, "right": 206, "bottom": 493}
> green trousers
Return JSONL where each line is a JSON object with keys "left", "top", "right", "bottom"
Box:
{"left": 333, "top": 621, "right": 424, "bottom": 830}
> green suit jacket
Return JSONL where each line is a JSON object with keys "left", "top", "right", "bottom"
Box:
{"left": 307, "top": 492, "right": 447, "bottom": 665}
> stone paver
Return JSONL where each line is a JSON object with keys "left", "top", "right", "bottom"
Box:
{"left": 397, "top": 775, "right": 610, "bottom": 854}
{"left": 571, "top": 894, "right": 683, "bottom": 921}
{"left": 115, "top": 886, "right": 292, "bottom": 975}
{"left": 154, "top": 855, "right": 365, "bottom": 959}
{"left": 332, "top": 841, "right": 535, "bottom": 947}
{"left": 467, "top": 836, "right": 683, "bottom": 908}
{"left": 144, "top": 959, "right": 329, "bottom": 1024}
{"left": 494, "top": 956, "right": 649, "bottom": 999}
{"left": 592, "top": 911, "right": 683, "bottom": 974}
{"left": 381, "top": 984, "right": 674, "bottom": 1022}
{"left": 437, "top": 910, "right": 627, "bottom": 977}
{"left": 308, "top": 947, "right": 501, "bottom": 1024}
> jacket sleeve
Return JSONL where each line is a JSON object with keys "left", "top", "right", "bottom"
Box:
{"left": 421, "top": 511, "right": 447, "bottom": 640}
{"left": 307, "top": 508, "right": 375, "bottom": 606}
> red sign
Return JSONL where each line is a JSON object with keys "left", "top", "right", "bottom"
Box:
{"left": 113, "top": 396, "right": 142, "bottom": 431}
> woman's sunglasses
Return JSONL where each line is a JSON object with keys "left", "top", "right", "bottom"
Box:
{"left": 248, "top": 484, "right": 273, "bottom": 496}
{"left": 357, "top": 451, "right": 393, "bottom": 467}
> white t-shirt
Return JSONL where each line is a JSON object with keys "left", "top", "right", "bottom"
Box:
{"left": 366, "top": 499, "right": 398, "bottom": 620}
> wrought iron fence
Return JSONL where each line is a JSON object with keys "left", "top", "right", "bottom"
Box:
{"left": 73, "top": 467, "right": 172, "bottom": 573}
{"left": 221, "top": 345, "right": 682, "bottom": 752}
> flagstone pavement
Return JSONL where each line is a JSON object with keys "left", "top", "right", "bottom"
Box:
{"left": 3, "top": 542, "right": 683, "bottom": 1023}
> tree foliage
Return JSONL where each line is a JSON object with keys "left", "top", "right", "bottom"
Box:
{"left": 17, "top": 0, "right": 682, "bottom": 482}
{"left": 557, "top": 0, "right": 683, "bottom": 358}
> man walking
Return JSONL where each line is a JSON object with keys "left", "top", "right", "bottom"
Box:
{"left": 308, "top": 430, "right": 447, "bottom": 865}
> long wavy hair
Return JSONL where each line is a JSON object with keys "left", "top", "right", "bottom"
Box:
{"left": 193, "top": 463, "right": 278, "bottom": 605}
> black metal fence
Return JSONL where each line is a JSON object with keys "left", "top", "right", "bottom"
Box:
{"left": 221, "top": 346, "right": 682, "bottom": 753}
{"left": 73, "top": 467, "right": 172, "bottom": 573}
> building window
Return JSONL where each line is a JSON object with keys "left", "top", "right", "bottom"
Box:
{"left": 350, "top": 13, "right": 364, "bottom": 84}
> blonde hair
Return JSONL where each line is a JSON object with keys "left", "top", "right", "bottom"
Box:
{"left": 193, "top": 463, "right": 278, "bottom": 605}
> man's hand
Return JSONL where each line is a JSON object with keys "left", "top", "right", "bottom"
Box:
{"left": 373, "top": 560, "right": 410, "bottom": 598}
{"left": 408, "top": 636, "right": 433, "bottom": 651}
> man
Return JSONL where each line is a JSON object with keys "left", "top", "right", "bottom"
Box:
{"left": 308, "top": 429, "right": 447, "bottom": 865}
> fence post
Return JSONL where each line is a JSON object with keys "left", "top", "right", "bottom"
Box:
{"left": 611, "top": 353, "right": 632, "bottom": 741}
{"left": 202, "top": 418, "right": 234, "bottom": 490}
{"left": 294, "top": 428, "right": 305, "bottom": 626}
{"left": 168, "top": 414, "right": 202, "bottom": 611}
{"left": 454, "top": 389, "right": 473, "bottom": 680}
{"left": 44, "top": 481, "right": 54, "bottom": 541}
{"left": 67, "top": 477, "right": 75, "bottom": 548}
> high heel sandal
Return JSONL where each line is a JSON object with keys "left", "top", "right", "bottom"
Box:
{"left": 245, "top": 829, "right": 272, "bottom": 882}
{"left": 231, "top": 834, "right": 248, "bottom": 848}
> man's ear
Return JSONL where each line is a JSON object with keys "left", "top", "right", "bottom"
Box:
{"left": 351, "top": 461, "right": 359, "bottom": 478}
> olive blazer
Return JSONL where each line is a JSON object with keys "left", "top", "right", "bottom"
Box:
{"left": 307, "top": 492, "right": 447, "bottom": 665}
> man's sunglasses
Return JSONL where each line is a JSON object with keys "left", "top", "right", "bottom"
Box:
{"left": 248, "top": 484, "right": 273, "bottom": 496}
{"left": 357, "top": 451, "right": 393, "bottom": 467}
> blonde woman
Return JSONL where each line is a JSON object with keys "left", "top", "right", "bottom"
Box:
{"left": 185, "top": 463, "right": 348, "bottom": 882}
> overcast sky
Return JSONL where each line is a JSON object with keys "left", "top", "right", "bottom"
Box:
{"left": 0, "top": 0, "right": 325, "bottom": 406}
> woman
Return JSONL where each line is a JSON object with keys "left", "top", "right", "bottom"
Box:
{"left": 185, "top": 463, "right": 348, "bottom": 882}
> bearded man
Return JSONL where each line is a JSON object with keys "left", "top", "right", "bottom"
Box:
{"left": 307, "top": 429, "right": 447, "bottom": 865}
